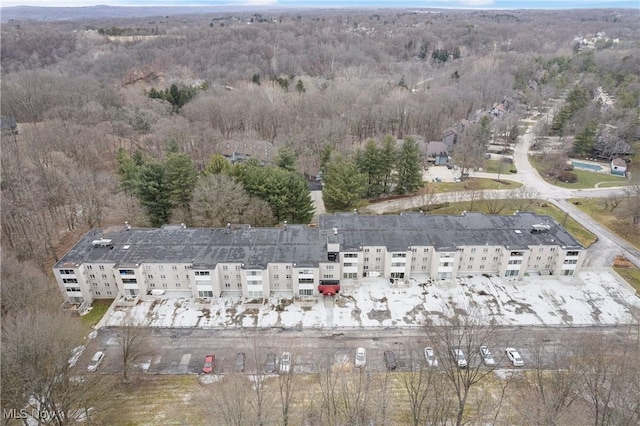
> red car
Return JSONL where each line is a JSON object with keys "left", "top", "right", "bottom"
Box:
{"left": 202, "top": 354, "right": 215, "bottom": 373}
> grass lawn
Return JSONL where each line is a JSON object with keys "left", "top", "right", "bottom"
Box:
{"left": 613, "top": 267, "right": 640, "bottom": 294}
{"left": 80, "top": 299, "right": 114, "bottom": 329}
{"left": 529, "top": 155, "right": 628, "bottom": 189}
{"left": 423, "top": 199, "right": 597, "bottom": 248}
{"left": 482, "top": 159, "right": 517, "bottom": 175}
{"left": 429, "top": 177, "right": 522, "bottom": 193}
{"left": 571, "top": 198, "right": 640, "bottom": 250}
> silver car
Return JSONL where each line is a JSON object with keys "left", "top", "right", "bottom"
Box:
{"left": 451, "top": 348, "right": 467, "bottom": 369}
{"left": 480, "top": 346, "right": 495, "bottom": 366}
{"left": 87, "top": 351, "right": 104, "bottom": 372}
{"left": 424, "top": 347, "right": 438, "bottom": 367}
{"left": 506, "top": 348, "right": 524, "bottom": 367}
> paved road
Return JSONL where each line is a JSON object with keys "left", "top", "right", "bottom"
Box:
{"left": 85, "top": 325, "right": 637, "bottom": 376}
{"left": 366, "top": 106, "right": 638, "bottom": 268}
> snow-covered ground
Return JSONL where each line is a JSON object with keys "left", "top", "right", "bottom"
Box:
{"left": 104, "top": 269, "right": 640, "bottom": 328}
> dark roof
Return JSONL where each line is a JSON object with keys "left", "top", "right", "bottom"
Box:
{"left": 55, "top": 212, "right": 582, "bottom": 269}
{"left": 427, "top": 141, "right": 448, "bottom": 156}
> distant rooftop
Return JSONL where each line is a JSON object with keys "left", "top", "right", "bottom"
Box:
{"left": 55, "top": 212, "right": 582, "bottom": 269}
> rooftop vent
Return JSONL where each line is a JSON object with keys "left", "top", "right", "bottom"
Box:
{"left": 123, "top": 245, "right": 130, "bottom": 250}
{"left": 333, "top": 227, "right": 338, "bottom": 235}
{"left": 92, "top": 238, "right": 113, "bottom": 247}
{"left": 514, "top": 230, "right": 522, "bottom": 234}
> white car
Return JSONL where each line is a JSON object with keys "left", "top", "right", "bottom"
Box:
{"left": 505, "top": 348, "right": 524, "bottom": 367}
{"left": 480, "top": 346, "right": 495, "bottom": 366}
{"left": 355, "top": 347, "right": 366, "bottom": 367}
{"left": 280, "top": 352, "right": 291, "bottom": 373}
{"left": 451, "top": 348, "right": 467, "bottom": 369}
{"left": 424, "top": 347, "right": 438, "bottom": 367}
{"left": 87, "top": 351, "right": 104, "bottom": 372}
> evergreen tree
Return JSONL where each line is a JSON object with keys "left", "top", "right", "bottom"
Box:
{"left": 203, "top": 153, "right": 231, "bottom": 175}
{"left": 275, "top": 147, "right": 297, "bottom": 172}
{"left": 322, "top": 156, "right": 367, "bottom": 211}
{"left": 136, "top": 162, "right": 172, "bottom": 227}
{"left": 356, "top": 140, "right": 385, "bottom": 198}
{"left": 319, "top": 145, "right": 333, "bottom": 175}
{"left": 165, "top": 153, "right": 198, "bottom": 222}
{"left": 573, "top": 121, "right": 598, "bottom": 155}
{"left": 252, "top": 73, "right": 261, "bottom": 85}
{"left": 395, "top": 136, "right": 423, "bottom": 194}
{"left": 295, "top": 79, "right": 306, "bottom": 94}
{"left": 116, "top": 148, "right": 140, "bottom": 195}
{"left": 379, "top": 135, "right": 397, "bottom": 193}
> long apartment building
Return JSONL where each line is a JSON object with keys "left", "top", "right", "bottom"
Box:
{"left": 54, "top": 212, "right": 586, "bottom": 307}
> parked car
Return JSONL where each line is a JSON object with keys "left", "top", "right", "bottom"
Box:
{"left": 266, "top": 353, "right": 277, "bottom": 373}
{"left": 480, "top": 346, "right": 496, "bottom": 366}
{"left": 202, "top": 354, "right": 215, "bottom": 373}
{"left": 235, "top": 352, "right": 246, "bottom": 372}
{"left": 280, "top": 352, "right": 291, "bottom": 373}
{"left": 505, "top": 348, "right": 524, "bottom": 367}
{"left": 87, "top": 351, "right": 104, "bottom": 372}
{"left": 383, "top": 351, "right": 397, "bottom": 370}
{"left": 424, "top": 347, "right": 438, "bottom": 367}
{"left": 451, "top": 348, "right": 467, "bottom": 369}
{"left": 355, "top": 347, "right": 367, "bottom": 367}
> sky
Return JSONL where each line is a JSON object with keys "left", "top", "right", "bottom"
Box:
{"left": 1, "top": 0, "right": 637, "bottom": 9}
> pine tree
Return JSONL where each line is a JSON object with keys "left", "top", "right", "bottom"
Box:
{"left": 136, "top": 162, "right": 172, "bottom": 227}
{"left": 116, "top": 148, "right": 140, "bottom": 195}
{"left": 322, "top": 156, "right": 367, "bottom": 211}
{"left": 203, "top": 154, "right": 231, "bottom": 175}
{"left": 165, "top": 153, "right": 198, "bottom": 222}
{"left": 379, "top": 135, "right": 397, "bottom": 193}
{"left": 395, "top": 136, "right": 423, "bottom": 194}
{"left": 573, "top": 121, "right": 598, "bottom": 156}
{"left": 275, "top": 147, "right": 297, "bottom": 172}
{"left": 356, "top": 140, "right": 385, "bottom": 198}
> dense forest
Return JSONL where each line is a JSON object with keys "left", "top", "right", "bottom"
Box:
{"left": 1, "top": 7, "right": 640, "bottom": 424}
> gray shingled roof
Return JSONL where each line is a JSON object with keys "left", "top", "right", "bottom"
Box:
{"left": 55, "top": 212, "right": 582, "bottom": 269}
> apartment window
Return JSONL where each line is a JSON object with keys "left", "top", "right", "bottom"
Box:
{"left": 299, "top": 289, "right": 313, "bottom": 296}
{"left": 172, "top": 266, "right": 177, "bottom": 270}
{"left": 534, "top": 265, "right": 539, "bottom": 269}
{"left": 508, "top": 260, "right": 522, "bottom": 265}
{"left": 343, "top": 273, "right": 357, "bottom": 279}
{"left": 567, "top": 251, "right": 579, "bottom": 256}
{"left": 483, "top": 248, "right": 488, "bottom": 253}
{"left": 422, "top": 265, "right": 427, "bottom": 270}
{"left": 326, "top": 265, "right": 334, "bottom": 270}
{"left": 344, "top": 253, "right": 357, "bottom": 258}
{"left": 273, "top": 266, "right": 278, "bottom": 270}
{"left": 145, "top": 265, "right": 151, "bottom": 271}
{"left": 162, "top": 283, "right": 167, "bottom": 288}
{"left": 424, "top": 248, "right": 428, "bottom": 253}
{"left": 119, "top": 269, "right": 135, "bottom": 276}
{"left": 564, "top": 270, "right": 574, "bottom": 276}
{"left": 364, "top": 265, "right": 369, "bottom": 270}
{"left": 102, "top": 274, "right": 107, "bottom": 279}
{"left": 224, "top": 275, "right": 229, "bottom": 279}
{"left": 225, "top": 283, "right": 231, "bottom": 288}
{"left": 364, "top": 257, "right": 369, "bottom": 262}
{"left": 505, "top": 270, "right": 518, "bottom": 277}
{"left": 286, "top": 265, "right": 292, "bottom": 269}
{"left": 392, "top": 253, "right": 407, "bottom": 258}
{"left": 411, "top": 248, "right": 417, "bottom": 252}
{"left": 149, "top": 283, "right": 156, "bottom": 288}
{"left": 422, "top": 257, "right": 428, "bottom": 262}
{"left": 539, "top": 247, "right": 544, "bottom": 252}
{"left": 92, "top": 283, "right": 98, "bottom": 287}
{"left": 99, "top": 265, "right": 104, "bottom": 270}
{"left": 493, "top": 257, "right": 498, "bottom": 261}
{"left": 235, "top": 265, "right": 241, "bottom": 270}
{"left": 495, "top": 248, "right": 500, "bottom": 252}
{"left": 390, "top": 272, "right": 404, "bottom": 279}
{"left": 223, "top": 266, "right": 228, "bottom": 271}
{"left": 107, "top": 291, "right": 112, "bottom": 296}
{"left": 59, "top": 269, "right": 74, "bottom": 275}
{"left": 480, "top": 265, "right": 485, "bottom": 270}
{"left": 376, "top": 248, "right": 382, "bottom": 253}
{"left": 286, "top": 274, "right": 291, "bottom": 279}
{"left": 536, "top": 256, "right": 542, "bottom": 261}
{"left": 364, "top": 248, "right": 370, "bottom": 252}
{"left": 550, "top": 248, "right": 556, "bottom": 252}
{"left": 159, "top": 265, "right": 163, "bottom": 271}
{"left": 375, "top": 257, "right": 381, "bottom": 262}
{"left": 184, "top": 266, "right": 189, "bottom": 270}
{"left": 147, "top": 274, "right": 153, "bottom": 279}
{"left": 274, "top": 274, "right": 279, "bottom": 279}
{"left": 442, "top": 262, "right": 451, "bottom": 267}
{"left": 299, "top": 278, "right": 314, "bottom": 284}
{"left": 510, "top": 251, "right": 524, "bottom": 257}
{"left": 548, "top": 256, "right": 554, "bottom": 261}
{"left": 412, "top": 257, "right": 416, "bottom": 261}
{"left": 122, "top": 278, "right": 137, "bottom": 284}
{"left": 323, "top": 274, "right": 333, "bottom": 279}
{"left": 175, "top": 275, "right": 179, "bottom": 279}
{"left": 161, "top": 275, "right": 166, "bottom": 279}
{"left": 236, "top": 275, "right": 241, "bottom": 279}
{"left": 344, "top": 262, "right": 356, "bottom": 267}
{"left": 273, "top": 282, "right": 280, "bottom": 288}
{"left": 411, "top": 265, "right": 415, "bottom": 270}
{"left": 195, "top": 271, "right": 210, "bottom": 276}
{"left": 63, "top": 278, "right": 77, "bottom": 283}
{"left": 95, "top": 291, "right": 101, "bottom": 296}
{"left": 105, "top": 283, "right": 109, "bottom": 287}
{"left": 198, "top": 291, "right": 213, "bottom": 298}
{"left": 66, "top": 287, "right": 81, "bottom": 293}
{"left": 237, "top": 283, "right": 242, "bottom": 288}
{"left": 564, "top": 259, "right": 578, "bottom": 265}
{"left": 545, "top": 264, "right": 550, "bottom": 269}
{"left": 90, "top": 274, "right": 95, "bottom": 279}
{"left": 471, "top": 248, "right": 476, "bottom": 253}
{"left": 481, "top": 257, "right": 486, "bottom": 261}
{"left": 469, "top": 257, "right": 474, "bottom": 262}
{"left": 87, "top": 265, "right": 93, "bottom": 270}
{"left": 391, "top": 262, "right": 405, "bottom": 267}
{"left": 248, "top": 290, "right": 263, "bottom": 298}
{"left": 176, "top": 283, "right": 181, "bottom": 288}
{"left": 468, "top": 265, "right": 473, "bottom": 270}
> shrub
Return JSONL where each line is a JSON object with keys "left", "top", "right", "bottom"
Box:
{"left": 564, "top": 164, "right": 574, "bottom": 171}
{"left": 558, "top": 171, "right": 578, "bottom": 183}
{"left": 509, "top": 167, "right": 517, "bottom": 173}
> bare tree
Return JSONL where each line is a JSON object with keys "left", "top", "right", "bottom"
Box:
{"left": 277, "top": 350, "right": 297, "bottom": 426}
{"left": 199, "top": 374, "right": 251, "bottom": 426}
{"left": 510, "top": 186, "right": 541, "bottom": 212}
{"left": 118, "top": 319, "right": 150, "bottom": 383}
{"left": 399, "top": 347, "right": 453, "bottom": 426}
{"left": 424, "top": 307, "right": 503, "bottom": 426}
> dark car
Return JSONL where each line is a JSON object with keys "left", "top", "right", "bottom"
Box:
{"left": 383, "top": 351, "right": 397, "bottom": 370}
{"left": 235, "top": 352, "right": 245, "bottom": 372}
{"left": 265, "top": 353, "right": 277, "bottom": 373}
